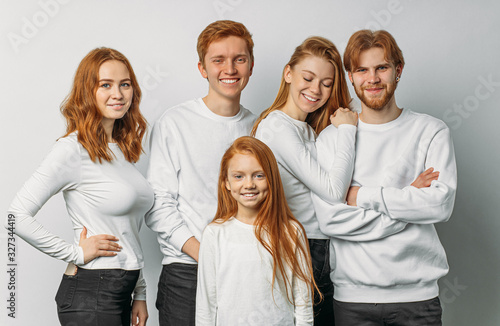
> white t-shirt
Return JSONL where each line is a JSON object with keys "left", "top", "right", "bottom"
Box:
{"left": 196, "top": 217, "right": 313, "bottom": 326}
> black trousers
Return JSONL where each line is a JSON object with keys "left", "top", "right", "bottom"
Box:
{"left": 334, "top": 297, "right": 443, "bottom": 326}
{"left": 55, "top": 267, "right": 139, "bottom": 325}
{"left": 156, "top": 263, "right": 198, "bottom": 326}
{"left": 309, "top": 238, "right": 335, "bottom": 325}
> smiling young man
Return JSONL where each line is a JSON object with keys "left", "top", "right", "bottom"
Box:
{"left": 145, "top": 20, "right": 256, "bottom": 326}
{"left": 311, "top": 30, "right": 457, "bottom": 325}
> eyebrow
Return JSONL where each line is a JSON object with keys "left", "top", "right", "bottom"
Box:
{"left": 302, "top": 70, "right": 333, "bottom": 80}
{"left": 210, "top": 53, "right": 249, "bottom": 59}
{"left": 98, "top": 78, "right": 131, "bottom": 82}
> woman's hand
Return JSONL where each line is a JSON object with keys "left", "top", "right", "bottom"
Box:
{"left": 131, "top": 300, "right": 148, "bottom": 326}
{"left": 78, "top": 226, "right": 121, "bottom": 264}
{"left": 411, "top": 168, "right": 440, "bottom": 188}
{"left": 330, "top": 107, "right": 358, "bottom": 127}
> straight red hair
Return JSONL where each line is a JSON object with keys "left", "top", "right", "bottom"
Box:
{"left": 60, "top": 47, "right": 147, "bottom": 163}
{"left": 214, "top": 136, "right": 320, "bottom": 304}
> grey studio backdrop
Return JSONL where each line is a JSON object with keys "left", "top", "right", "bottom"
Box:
{"left": 1, "top": 0, "right": 499, "bottom": 325}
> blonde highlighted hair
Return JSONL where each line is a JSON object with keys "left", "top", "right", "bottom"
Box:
{"left": 252, "top": 36, "right": 350, "bottom": 136}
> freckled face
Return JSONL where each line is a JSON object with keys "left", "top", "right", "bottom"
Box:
{"left": 225, "top": 153, "right": 269, "bottom": 217}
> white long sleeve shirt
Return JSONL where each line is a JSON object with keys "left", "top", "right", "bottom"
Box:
{"left": 146, "top": 98, "right": 256, "bottom": 265}
{"left": 196, "top": 218, "right": 313, "bottom": 325}
{"left": 7, "top": 133, "right": 154, "bottom": 300}
{"left": 312, "top": 108, "right": 457, "bottom": 303}
{"left": 255, "top": 110, "right": 356, "bottom": 239}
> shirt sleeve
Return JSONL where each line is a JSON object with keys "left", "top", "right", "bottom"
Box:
{"left": 145, "top": 119, "right": 194, "bottom": 252}
{"left": 292, "top": 227, "right": 314, "bottom": 326}
{"left": 356, "top": 127, "right": 457, "bottom": 224}
{"left": 313, "top": 195, "right": 407, "bottom": 241}
{"left": 6, "top": 137, "right": 84, "bottom": 265}
{"left": 256, "top": 117, "right": 356, "bottom": 205}
{"left": 132, "top": 269, "right": 147, "bottom": 300}
{"left": 313, "top": 128, "right": 407, "bottom": 241}
{"left": 196, "top": 226, "right": 217, "bottom": 326}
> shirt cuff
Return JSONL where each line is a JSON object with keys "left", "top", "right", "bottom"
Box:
{"left": 75, "top": 245, "right": 85, "bottom": 265}
{"left": 357, "top": 186, "right": 380, "bottom": 210}
{"left": 169, "top": 225, "right": 196, "bottom": 253}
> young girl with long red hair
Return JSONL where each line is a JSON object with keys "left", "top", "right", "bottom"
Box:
{"left": 196, "top": 136, "right": 316, "bottom": 325}
{"left": 7, "top": 48, "right": 153, "bottom": 326}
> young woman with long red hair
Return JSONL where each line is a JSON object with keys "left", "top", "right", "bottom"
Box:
{"left": 196, "top": 136, "right": 317, "bottom": 325}
{"left": 7, "top": 48, "right": 153, "bottom": 326}
{"left": 252, "top": 36, "right": 358, "bottom": 324}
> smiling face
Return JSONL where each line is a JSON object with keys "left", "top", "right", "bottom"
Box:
{"left": 349, "top": 47, "right": 402, "bottom": 111}
{"left": 198, "top": 36, "right": 253, "bottom": 105}
{"left": 282, "top": 55, "right": 334, "bottom": 121}
{"left": 95, "top": 60, "right": 133, "bottom": 135}
{"left": 225, "top": 153, "right": 269, "bottom": 221}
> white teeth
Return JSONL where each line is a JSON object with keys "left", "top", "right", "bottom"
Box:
{"left": 303, "top": 94, "right": 319, "bottom": 102}
{"left": 242, "top": 193, "right": 257, "bottom": 197}
{"left": 221, "top": 79, "right": 238, "bottom": 84}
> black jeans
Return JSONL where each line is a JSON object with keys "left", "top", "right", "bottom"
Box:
{"left": 55, "top": 267, "right": 139, "bottom": 325}
{"left": 309, "top": 238, "right": 335, "bottom": 325}
{"left": 156, "top": 263, "right": 198, "bottom": 326}
{"left": 334, "top": 297, "right": 443, "bottom": 326}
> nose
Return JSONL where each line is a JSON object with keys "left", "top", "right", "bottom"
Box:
{"left": 367, "top": 69, "right": 380, "bottom": 84}
{"left": 224, "top": 61, "right": 237, "bottom": 75}
{"left": 244, "top": 177, "right": 255, "bottom": 189}
{"left": 111, "top": 85, "right": 124, "bottom": 99}
{"left": 309, "top": 80, "right": 321, "bottom": 94}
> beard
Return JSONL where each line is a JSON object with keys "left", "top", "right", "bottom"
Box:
{"left": 355, "top": 81, "right": 397, "bottom": 110}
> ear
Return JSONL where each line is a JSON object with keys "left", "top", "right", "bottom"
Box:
{"left": 249, "top": 61, "right": 254, "bottom": 77}
{"left": 284, "top": 65, "right": 292, "bottom": 83}
{"left": 348, "top": 71, "right": 354, "bottom": 85}
{"left": 225, "top": 179, "right": 231, "bottom": 191}
{"left": 198, "top": 61, "right": 208, "bottom": 79}
{"left": 396, "top": 64, "right": 403, "bottom": 78}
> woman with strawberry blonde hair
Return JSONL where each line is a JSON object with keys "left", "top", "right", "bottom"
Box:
{"left": 7, "top": 47, "right": 153, "bottom": 326}
{"left": 196, "top": 136, "right": 317, "bottom": 325}
{"left": 252, "top": 36, "right": 358, "bottom": 324}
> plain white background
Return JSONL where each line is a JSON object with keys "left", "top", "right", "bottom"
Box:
{"left": 1, "top": 0, "right": 499, "bottom": 325}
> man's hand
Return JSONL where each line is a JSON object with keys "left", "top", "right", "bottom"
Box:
{"left": 411, "top": 168, "right": 440, "bottom": 188}
{"left": 182, "top": 236, "right": 200, "bottom": 262}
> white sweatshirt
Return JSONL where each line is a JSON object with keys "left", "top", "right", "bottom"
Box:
{"left": 7, "top": 133, "right": 154, "bottom": 300}
{"left": 312, "top": 108, "right": 457, "bottom": 303}
{"left": 255, "top": 110, "right": 357, "bottom": 239}
{"left": 146, "top": 98, "right": 256, "bottom": 265}
{"left": 196, "top": 217, "right": 313, "bottom": 326}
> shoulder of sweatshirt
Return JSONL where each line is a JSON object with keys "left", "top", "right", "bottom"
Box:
{"left": 155, "top": 98, "right": 201, "bottom": 125}
{"left": 405, "top": 109, "right": 450, "bottom": 132}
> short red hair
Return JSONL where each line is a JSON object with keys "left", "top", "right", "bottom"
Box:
{"left": 344, "top": 30, "right": 405, "bottom": 72}
{"left": 197, "top": 20, "right": 254, "bottom": 67}
{"left": 60, "top": 47, "right": 147, "bottom": 163}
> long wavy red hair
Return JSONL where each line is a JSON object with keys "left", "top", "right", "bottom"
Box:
{"left": 251, "top": 36, "right": 350, "bottom": 136}
{"left": 214, "top": 136, "right": 320, "bottom": 304}
{"left": 60, "top": 47, "right": 146, "bottom": 163}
